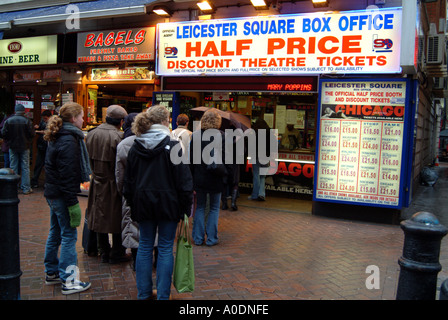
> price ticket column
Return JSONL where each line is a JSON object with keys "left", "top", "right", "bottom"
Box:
{"left": 379, "top": 122, "right": 404, "bottom": 202}
{"left": 338, "top": 121, "right": 361, "bottom": 194}
{"left": 316, "top": 119, "right": 340, "bottom": 197}
{"left": 358, "top": 121, "right": 382, "bottom": 196}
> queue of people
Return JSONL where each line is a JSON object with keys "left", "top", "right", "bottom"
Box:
{"left": 0, "top": 101, "right": 273, "bottom": 299}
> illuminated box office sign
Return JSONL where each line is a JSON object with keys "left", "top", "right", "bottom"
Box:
{"left": 77, "top": 27, "right": 156, "bottom": 63}
{"left": 162, "top": 76, "right": 318, "bottom": 92}
{"left": 313, "top": 79, "right": 413, "bottom": 209}
{"left": 156, "top": 8, "right": 402, "bottom": 76}
{"left": 0, "top": 35, "right": 57, "bottom": 67}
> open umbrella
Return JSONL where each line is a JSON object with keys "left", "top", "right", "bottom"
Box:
{"left": 190, "top": 106, "right": 251, "bottom": 131}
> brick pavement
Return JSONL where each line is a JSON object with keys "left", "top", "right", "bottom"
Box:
{"left": 14, "top": 184, "right": 448, "bottom": 302}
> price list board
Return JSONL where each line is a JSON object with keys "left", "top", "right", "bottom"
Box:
{"left": 314, "top": 80, "right": 409, "bottom": 208}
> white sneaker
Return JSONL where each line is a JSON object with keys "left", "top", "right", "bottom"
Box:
{"left": 61, "top": 280, "right": 91, "bottom": 295}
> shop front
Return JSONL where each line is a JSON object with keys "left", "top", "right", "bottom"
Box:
{"left": 76, "top": 26, "right": 157, "bottom": 129}
{"left": 161, "top": 75, "right": 319, "bottom": 198}
{"left": 155, "top": 7, "right": 406, "bottom": 204}
{"left": 0, "top": 34, "right": 63, "bottom": 169}
{"left": 0, "top": 35, "right": 59, "bottom": 120}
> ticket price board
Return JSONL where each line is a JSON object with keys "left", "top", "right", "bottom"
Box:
{"left": 313, "top": 79, "right": 411, "bottom": 208}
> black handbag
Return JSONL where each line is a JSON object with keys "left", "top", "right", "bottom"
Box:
{"left": 206, "top": 161, "right": 227, "bottom": 177}
{"left": 205, "top": 148, "right": 227, "bottom": 177}
{"left": 82, "top": 212, "right": 97, "bottom": 256}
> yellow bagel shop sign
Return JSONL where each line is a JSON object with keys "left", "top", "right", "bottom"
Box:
{"left": 0, "top": 35, "right": 57, "bottom": 66}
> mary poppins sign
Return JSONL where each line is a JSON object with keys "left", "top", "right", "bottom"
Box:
{"left": 77, "top": 27, "right": 155, "bottom": 63}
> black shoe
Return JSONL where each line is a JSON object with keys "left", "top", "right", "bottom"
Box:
{"left": 87, "top": 251, "right": 98, "bottom": 257}
{"left": 257, "top": 196, "right": 265, "bottom": 201}
{"left": 222, "top": 202, "right": 228, "bottom": 210}
{"left": 100, "top": 253, "right": 109, "bottom": 263}
{"left": 109, "top": 254, "right": 131, "bottom": 264}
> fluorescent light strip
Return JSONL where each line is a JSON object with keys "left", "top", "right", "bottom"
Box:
{"left": 275, "top": 159, "right": 315, "bottom": 164}
{"left": 0, "top": 21, "right": 11, "bottom": 29}
{"left": 12, "top": 6, "right": 145, "bottom": 25}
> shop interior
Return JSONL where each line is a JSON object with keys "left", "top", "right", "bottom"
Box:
{"left": 86, "top": 82, "right": 317, "bottom": 156}
{"left": 190, "top": 92, "right": 317, "bottom": 154}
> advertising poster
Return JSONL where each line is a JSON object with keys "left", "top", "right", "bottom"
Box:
{"left": 239, "top": 152, "right": 315, "bottom": 196}
{"left": 314, "top": 79, "right": 409, "bottom": 208}
{"left": 156, "top": 8, "right": 402, "bottom": 76}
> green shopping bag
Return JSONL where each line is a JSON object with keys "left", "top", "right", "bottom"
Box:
{"left": 173, "top": 214, "right": 195, "bottom": 293}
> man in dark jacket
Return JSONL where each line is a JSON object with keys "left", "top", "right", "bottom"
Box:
{"left": 31, "top": 110, "right": 52, "bottom": 188}
{"left": 1, "top": 104, "right": 35, "bottom": 194}
{"left": 0, "top": 113, "right": 12, "bottom": 168}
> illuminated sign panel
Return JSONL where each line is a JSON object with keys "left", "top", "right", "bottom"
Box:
{"left": 77, "top": 27, "right": 156, "bottom": 63}
{"left": 313, "top": 79, "right": 411, "bottom": 209}
{"left": 162, "top": 76, "right": 318, "bottom": 92}
{"left": 0, "top": 35, "right": 57, "bottom": 66}
{"left": 156, "top": 8, "right": 402, "bottom": 76}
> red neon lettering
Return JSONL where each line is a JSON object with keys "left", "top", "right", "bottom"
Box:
{"left": 84, "top": 33, "right": 95, "bottom": 47}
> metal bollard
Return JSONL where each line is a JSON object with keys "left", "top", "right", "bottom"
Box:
{"left": 0, "top": 168, "right": 22, "bottom": 300}
{"left": 396, "top": 211, "right": 448, "bottom": 300}
{"left": 440, "top": 279, "right": 448, "bottom": 300}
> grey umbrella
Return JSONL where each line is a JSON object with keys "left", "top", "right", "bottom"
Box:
{"left": 190, "top": 106, "right": 251, "bottom": 130}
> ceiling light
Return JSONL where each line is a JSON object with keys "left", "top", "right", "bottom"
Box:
{"left": 152, "top": 6, "right": 171, "bottom": 16}
{"left": 251, "top": 0, "right": 269, "bottom": 9}
{"left": 312, "top": 0, "right": 329, "bottom": 8}
{"left": 197, "top": 1, "right": 214, "bottom": 11}
{"left": 196, "top": 1, "right": 215, "bottom": 13}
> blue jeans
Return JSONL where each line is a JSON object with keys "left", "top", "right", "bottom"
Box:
{"left": 193, "top": 192, "right": 221, "bottom": 246}
{"left": 3, "top": 152, "right": 9, "bottom": 168}
{"left": 250, "top": 163, "right": 266, "bottom": 199}
{"left": 136, "top": 219, "right": 178, "bottom": 300}
{"left": 9, "top": 149, "right": 31, "bottom": 192}
{"left": 44, "top": 198, "right": 78, "bottom": 283}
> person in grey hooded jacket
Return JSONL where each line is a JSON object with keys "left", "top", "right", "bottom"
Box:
{"left": 123, "top": 105, "right": 193, "bottom": 300}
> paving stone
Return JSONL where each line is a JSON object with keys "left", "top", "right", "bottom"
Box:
{"left": 12, "top": 179, "right": 448, "bottom": 301}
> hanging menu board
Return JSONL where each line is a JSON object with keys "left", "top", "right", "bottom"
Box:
{"left": 314, "top": 79, "right": 409, "bottom": 208}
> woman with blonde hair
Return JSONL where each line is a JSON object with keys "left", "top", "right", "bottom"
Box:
{"left": 189, "top": 109, "right": 226, "bottom": 246}
{"left": 123, "top": 105, "right": 193, "bottom": 300}
{"left": 43, "top": 102, "right": 91, "bottom": 295}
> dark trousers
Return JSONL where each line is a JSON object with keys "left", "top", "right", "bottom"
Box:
{"left": 97, "top": 233, "right": 126, "bottom": 258}
{"left": 31, "top": 147, "right": 46, "bottom": 186}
